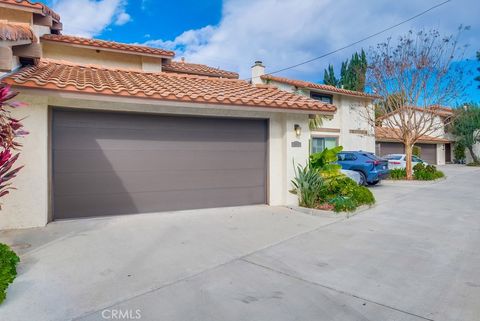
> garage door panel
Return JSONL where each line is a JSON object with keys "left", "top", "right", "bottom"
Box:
{"left": 54, "top": 186, "right": 266, "bottom": 219}
{"left": 53, "top": 109, "right": 267, "bottom": 219}
{"left": 54, "top": 168, "right": 266, "bottom": 196}
{"left": 54, "top": 149, "right": 265, "bottom": 172}
{"left": 53, "top": 127, "right": 265, "bottom": 150}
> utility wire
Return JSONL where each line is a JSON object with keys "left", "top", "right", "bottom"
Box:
{"left": 245, "top": 0, "right": 452, "bottom": 81}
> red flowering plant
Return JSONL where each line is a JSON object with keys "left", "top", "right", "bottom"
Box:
{"left": 0, "top": 84, "right": 28, "bottom": 207}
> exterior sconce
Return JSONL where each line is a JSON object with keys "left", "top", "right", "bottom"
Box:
{"left": 294, "top": 124, "right": 302, "bottom": 137}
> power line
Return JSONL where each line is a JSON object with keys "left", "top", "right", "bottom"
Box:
{"left": 245, "top": 0, "right": 452, "bottom": 81}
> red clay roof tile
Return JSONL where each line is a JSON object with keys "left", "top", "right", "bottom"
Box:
{"left": 41, "top": 34, "right": 175, "bottom": 58}
{"left": 0, "top": 22, "right": 35, "bottom": 41}
{"left": 3, "top": 60, "right": 337, "bottom": 113}
{"left": 375, "top": 127, "right": 451, "bottom": 144}
{"left": 261, "top": 75, "right": 379, "bottom": 99}
{"left": 162, "top": 61, "right": 239, "bottom": 79}
{"left": 0, "top": 0, "right": 60, "bottom": 21}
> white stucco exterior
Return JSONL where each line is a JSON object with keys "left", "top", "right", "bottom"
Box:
{"left": 0, "top": 92, "right": 314, "bottom": 229}
{"left": 263, "top": 80, "right": 376, "bottom": 153}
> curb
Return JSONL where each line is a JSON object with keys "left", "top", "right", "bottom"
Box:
{"left": 286, "top": 204, "right": 373, "bottom": 219}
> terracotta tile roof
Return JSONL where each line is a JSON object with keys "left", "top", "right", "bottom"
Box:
{"left": 0, "top": 0, "right": 60, "bottom": 22}
{"left": 41, "top": 34, "right": 175, "bottom": 58}
{"left": 162, "top": 61, "right": 239, "bottom": 79}
{"left": 375, "top": 127, "right": 451, "bottom": 144}
{"left": 261, "top": 74, "right": 380, "bottom": 99}
{"left": 0, "top": 22, "right": 35, "bottom": 41}
{"left": 2, "top": 60, "right": 337, "bottom": 113}
{"left": 377, "top": 105, "right": 454, "bottom": 121}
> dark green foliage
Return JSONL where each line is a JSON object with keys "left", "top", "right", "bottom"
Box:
{"left": 291, "top": 163, "right": 324, "bottom": 208}
{"left": 412, "top": 145, "right": 421, "bottom": 157}
{"left": 328, "top": 196, "right": 357, "bottom": 212}
{"left": 323, "top": 64, "right": 338, "bottom": 87}
{"left": 453, "top": 141, "right": 466, "bottom": 162}
{"left": 0, "top": 243, "right": 20, "bottom": 304}
{"left": 451, "top": 104, "right": 480, "bottom": 164}
{"left": 323, "top": 50, "right": 368, "bottom": 92}
{"left": 319, "top": 176, "right": 375, "bottom": 212}
{"left": 292, "top": 145, "right": 375, "bottom": 212}
{"left": 413, "top": 163, "right": 445, "bottom": 180}
{"left": 389, "top": 168, "right": 407, "bottom": 179}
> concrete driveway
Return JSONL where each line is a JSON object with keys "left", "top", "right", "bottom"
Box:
{"left": 1, "top": 165, "right": 479, "bottom": 321}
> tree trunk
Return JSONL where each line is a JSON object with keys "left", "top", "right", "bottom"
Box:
{"left": 405, "top": 142, "right": 413, "bottom": 180}
{"left": 467, "top": 146, "right": 479, "bottom": 164}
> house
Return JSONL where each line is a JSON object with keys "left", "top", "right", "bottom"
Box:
{"left": 375, "top": 106, "right": 455, "bottom": 165}
{"left": 0, "top": 1, "right": 337, "bottom": 229}
{"left": 251, "top": 61, "right": 378, "bottom": 154}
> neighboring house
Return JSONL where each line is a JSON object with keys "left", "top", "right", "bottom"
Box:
{"left": 375, "top": 106, "right": 455, "bottom": 165}
{"left": 251, "top": 62, "right": 378, "bottom": 154}
{"left": 0, "top": 1, "right": 337, "bottom": 229}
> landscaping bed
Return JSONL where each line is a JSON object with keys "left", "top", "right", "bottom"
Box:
{"left": 388, "top": 163, "right": 445, "bottom": 181}
{"left": 291, "top": 147, "right": 376, "bottom": 214}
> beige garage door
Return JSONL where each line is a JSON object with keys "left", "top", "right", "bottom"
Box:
{"left": 52, "top": 109, "right": 268, "bottom": 219}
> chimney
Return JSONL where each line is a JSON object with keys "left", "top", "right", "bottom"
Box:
{"left": 251, "top": 60, "right": 265, "bottom": 85}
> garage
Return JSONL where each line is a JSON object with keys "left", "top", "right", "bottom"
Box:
{"left": 376, "top": 142, "right": 437, "bottom": 164}
{"left": 52, "top": 109, "right": 268, "bottom": 220}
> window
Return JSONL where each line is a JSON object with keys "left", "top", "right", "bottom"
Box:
{"left": 310, "top": 92, "right": 333, "bottom": 104}
{"left": 412, "top": 156, "right": 423, "bottom": 162}
{"left": 311, "top": 137, "right": 337, "bottom": 154}
{"left": 338, "top": 153, "right": 356, "bottom": 161}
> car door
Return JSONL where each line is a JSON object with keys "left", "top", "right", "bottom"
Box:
{"left": 337, "top": 153, "right": 357, "bottom": 170}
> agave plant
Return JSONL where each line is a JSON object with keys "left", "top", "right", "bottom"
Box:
{"left": 291, "top": 163, "right": 324, "bottom": 208}
{"left": 0, "top": 84, "right": 27, "bottom": 206}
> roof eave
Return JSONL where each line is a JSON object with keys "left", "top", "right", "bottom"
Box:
{"left": 7, "top": 85, "right": 336, "bottom": 115}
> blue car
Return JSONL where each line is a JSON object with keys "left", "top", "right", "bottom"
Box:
{"left": 337, "top": 151, "right": 390, "bottom": 186}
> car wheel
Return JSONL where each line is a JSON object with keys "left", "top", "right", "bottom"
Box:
{"left": 356, "top": 171, "right": 367, "bottom": 186}
{"left": 368, "top": 180, "right": 380, "bottom": 186}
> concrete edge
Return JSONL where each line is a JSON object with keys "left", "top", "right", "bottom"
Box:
{"left": 382, "top": 177, "right": 447, "bottom": 185}
{"left": 286, "top": 204, "right": 373, "bottom": 219}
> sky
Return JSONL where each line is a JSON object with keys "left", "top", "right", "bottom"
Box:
{"left": 45, "top": 0, "right": 480, "bottom": 103}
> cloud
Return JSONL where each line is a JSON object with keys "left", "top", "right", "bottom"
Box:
{"left": 144, "top": 0, "right": 479, "bottom": 80}
{"left": 115, "top": 12, "right": 131, "bottom": 26}
{"left": 52, "top": 0, "right": 131, "bottom": 37}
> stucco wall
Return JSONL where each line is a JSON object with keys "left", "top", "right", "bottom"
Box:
{"left": 0, "top": 93, "right": 310, "bottom": 229}
{"left": 0, "top": 7, "right": 32, "bottom": 23}
{"left": 0, "top": 95, "right": 49, "bottom": 230}
{"left": 266, "top": 80, "right": 375, "bottom": 153}
{"left": 42, "top": 43, "right": 144, "bottom": 70}
{"left": 436, "top": 144, "right": 446, "bottom": 165}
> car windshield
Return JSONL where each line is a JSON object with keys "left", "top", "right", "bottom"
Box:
{"left": 383, "top": 155, "right": 402, "bottom": 160}
{"left": 362, "top": 153, "right": 383, "bottom": 161}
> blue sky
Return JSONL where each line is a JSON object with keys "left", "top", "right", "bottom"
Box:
{"left": 46, "top": 0, "right": 480, "bottom": 103}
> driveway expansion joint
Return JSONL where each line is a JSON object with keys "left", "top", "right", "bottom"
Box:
{"left": 241, "top": 258, "right": 436, "bottom": 321}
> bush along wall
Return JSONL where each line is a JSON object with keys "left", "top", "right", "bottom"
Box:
{"left": 413, "top": 163, "right": 445, "bottom": 180}
{"left": 0, "top": 243, "right": 20, "bottom": 304}
{"left": 291, "top": 147, "right": 376, "bottom": 213}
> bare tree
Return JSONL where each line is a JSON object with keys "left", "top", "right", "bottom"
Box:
{"left": 366, "top": 28, "right": 468, "bottom": 179}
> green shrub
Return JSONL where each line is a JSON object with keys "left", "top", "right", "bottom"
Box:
{"left": 467, "top": 162, "right": 480, "bottom": 167}
{"left": 412, "top": 145, "right": 422, "bottom": 157}
{"left": 413, "top": 164, "right": 445, "bottom": 180}
{"left": 389, "top": 168, "right": 406, "bottom": 180}
{"left": 319, "top": 176, "right": 376, "bottom": 212}
{"left": 328, "top": 196, "right": 357, "bottom": 212}
{"left": 0, "top": 243, "right": 20, "bottom": 304}
{"left": 351, "top": 185, "right": 375, "bottom": 206}
{"left": 291, "top": 163, "right": 324, "bottom": 208}
{"left": 453, "top": 141, "right": 466, "bottom": 162}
